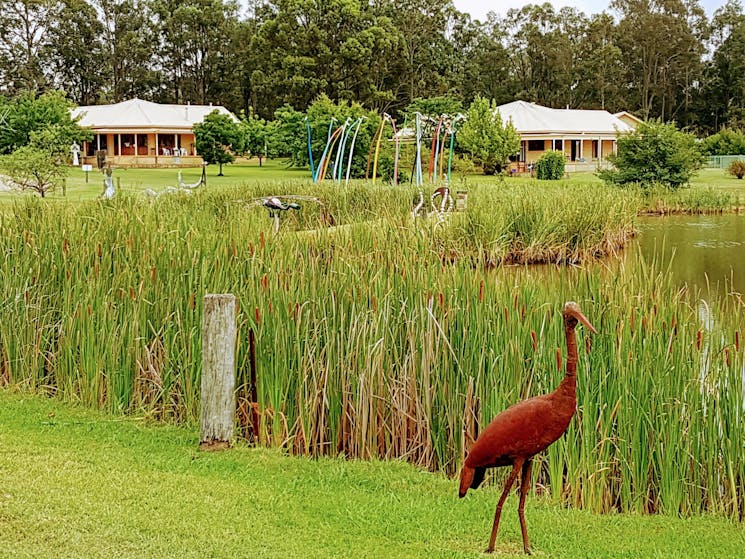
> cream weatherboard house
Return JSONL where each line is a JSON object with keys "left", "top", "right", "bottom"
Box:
{"left": 497, "top": 100, "right": 641, "bottom": 173}
{"left": 71, "top": 98, "right": 238, "bottom": 168}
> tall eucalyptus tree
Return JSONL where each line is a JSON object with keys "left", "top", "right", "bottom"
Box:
{"left": 92, "top": 0, "right": 160, "bottom": 101}
{"left": 149, "top": 0, "right": 241, "bottom": 106}
{"left": 611, "top": 0, "right": 707, "bottom": 123}
{"left": 45, "top": 0, "right": 108, "bottom": 105}
{"left": 703, "top": 0, "right": 745, "bottom": 129}
{"left": 0, "top": 0, "right": 52, "bottom": 93}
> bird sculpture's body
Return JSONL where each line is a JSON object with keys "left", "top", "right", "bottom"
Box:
{"left": 459, "top": 301, "right": 596, "bottom": 555}
{"left": 262, "top": 196, "right": 301, "bottom": 233}
{"left": 262, "top": 196, "right": 301, "bottom": 217}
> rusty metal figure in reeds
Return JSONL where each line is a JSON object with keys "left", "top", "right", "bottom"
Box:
{"left": 458, "top": 301, "right": 597, "bottom": 555}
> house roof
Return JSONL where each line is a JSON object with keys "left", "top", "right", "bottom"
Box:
{"left": 71, "top": 98, "right": 238, "bottom": 133}
{"left": 496, "top": 100, "right": 633, "bottom": 136}
{"left": 613, "top": 111, "right": 643, "bottom": 127}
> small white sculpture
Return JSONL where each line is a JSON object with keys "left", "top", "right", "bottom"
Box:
{"left": 71, "top": 142, "right": 81, "bottom": 166}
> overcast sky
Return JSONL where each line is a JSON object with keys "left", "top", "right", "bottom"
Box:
{"left": 452, "top": 0, "right": 729, "bottom": 22}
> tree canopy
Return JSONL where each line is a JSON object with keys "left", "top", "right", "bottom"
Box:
{"left": 0, "top": 90, "right": 88, "bottom": 155}
{"left": 1, "top": 0, "right": 744, "bottom": 135}
{"left": 457, "top": 96, "right": 519, "bottom": 174}
{"left": 193, "top": 110, "right": 244, "bottom": 176}
{"left": 0, "top": 144, "right": 68, "bottom": 197}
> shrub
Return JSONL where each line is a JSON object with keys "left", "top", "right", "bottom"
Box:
{"left": 726, "top": 159, "right": 745, "bottom": 179}
{"left": 701, "top": 128, "right": 745, "bottom": 156}
{"left": 598, "top": 120, "right": 703, "bottom": 189}
{"left": 535, "top": 150, "right": 566, "bottom": 180}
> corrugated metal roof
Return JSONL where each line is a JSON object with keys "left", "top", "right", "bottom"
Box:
{"left": 496, "top": 100, "right": 632, "bottom": 136}
{"left": 71, "top": 98, "right": 238, "bottom": 130}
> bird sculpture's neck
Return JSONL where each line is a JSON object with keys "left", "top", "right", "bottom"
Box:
{"left": 555, "top": 319, "right": 579, "bottom": 403}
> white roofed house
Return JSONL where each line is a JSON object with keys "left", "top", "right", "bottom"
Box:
{"left": 496, "top": 100, "right": 638, "bottom": 174}
{"left": 70, "top": 98, "right": 238, "bottom": 168}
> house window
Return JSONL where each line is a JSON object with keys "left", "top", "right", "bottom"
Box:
{"left": 527, "top": 140, "right": 544, "bottom": 151}
{"left": 592, "top": 140, "right": 599, "bottom": 159}
{"left": 553, "top": 140, "right": 563, "bottom": 151}
{"left": 120, "top": 134, "right": 135, "bottom": 155}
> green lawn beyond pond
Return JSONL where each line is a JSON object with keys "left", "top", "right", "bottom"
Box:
{"left": 0, "top": 392, "right": 742, "bottom": 559}
{"left": 2, "top": 159, "right": 745, "bottom": 203}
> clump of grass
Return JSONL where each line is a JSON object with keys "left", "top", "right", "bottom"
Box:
{"left": 439, "top": 182, "right": 637, "bottom": 265}
{"left": 637, "top": 184, "right": 738, "bottom": 214}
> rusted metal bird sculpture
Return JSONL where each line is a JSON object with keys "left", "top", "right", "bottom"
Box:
{"left": 459, "top": 301, "right": 597, "bottom": 555}
{"left": 262, "top": 196, "right": 301, "bottom": 217}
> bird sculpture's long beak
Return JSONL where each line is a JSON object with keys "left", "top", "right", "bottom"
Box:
{"left": 573, "top": 309, "right": 597, "bottom": 334}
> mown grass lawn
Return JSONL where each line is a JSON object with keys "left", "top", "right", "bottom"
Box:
{"left": 0, "top": 158, "right": 311, "bottom": 203}
{"left": 1, "top": 391, "right": 742, "bottom": 559}
{"left": 3, "top": 158, "right": 745, "bottom": 203}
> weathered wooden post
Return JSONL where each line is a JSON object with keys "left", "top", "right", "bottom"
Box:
{"left": 455, "top": 190, "right": 468, "bottom": 211}
{"left": 200, "top": 294, "right": 236, "bottom": 450}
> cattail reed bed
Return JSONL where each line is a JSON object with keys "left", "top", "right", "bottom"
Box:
{"left": 0, "top": 183, "right": 742, "bottom": 519}
{"left": 632, "top": 184, "right": 740, "bottom": 215}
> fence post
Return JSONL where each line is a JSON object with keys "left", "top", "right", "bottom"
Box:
{"left": 455, "top": 190, "right": 468, "bottom": 211}
{"left": 200, "top": 293, "right": 236, "bottom": 450}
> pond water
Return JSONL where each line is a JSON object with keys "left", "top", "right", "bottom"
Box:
{"left": 636, "top": 213, "right": 745, "bottom": 295}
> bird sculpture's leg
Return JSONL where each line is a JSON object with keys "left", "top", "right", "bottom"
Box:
{"left": 486, "top": 459, "right": 523, "bottom": 553}
{"left": 518, "top": 459, "right": 533, "bottom": 555}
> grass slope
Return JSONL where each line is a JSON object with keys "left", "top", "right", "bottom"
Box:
{"left": 1, "top": 392, "right": 742, "bottom": 559}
